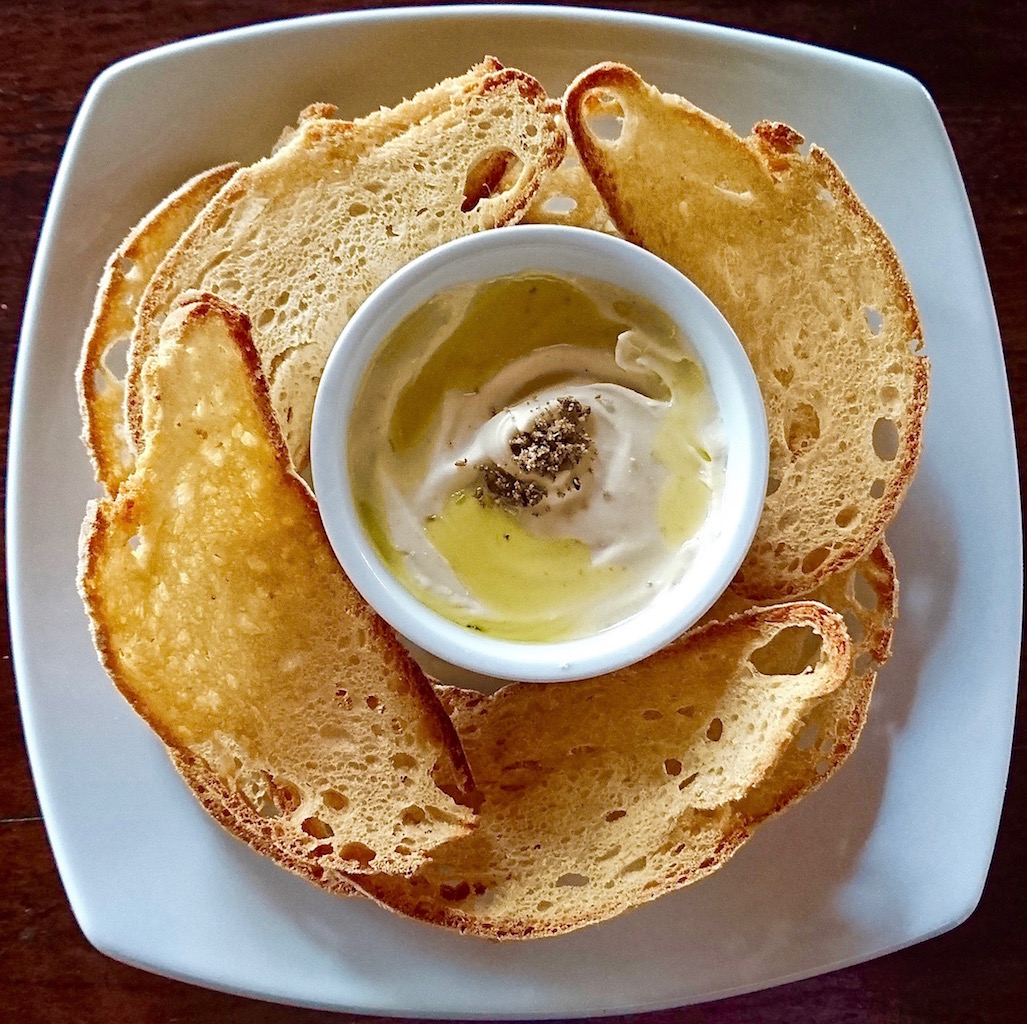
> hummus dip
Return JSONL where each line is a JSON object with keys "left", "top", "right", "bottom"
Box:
{"left": 348, "top": 272, "right": 726, "bottom": 642}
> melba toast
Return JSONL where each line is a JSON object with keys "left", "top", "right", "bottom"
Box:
{"left": 78, "top": 292, "right": 476, "bottom": 883}
{"left": 77, "top": 163, "right": 238, "bottom": 494}
{"left": 127, "top": 58, "right": 565, "bottom": 472}
{"left": 357, "top": 537, "right": 895, "bottom": 937}
{"left": 563, "top": 62, "right": 928, "bottom": 600}
{"left": 357, "top": 602, "right": 855, "bottom": 937}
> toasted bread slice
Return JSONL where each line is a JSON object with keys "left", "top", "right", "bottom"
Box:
{"left": 78, "top": 292, "right": 476, "bottom": 883}
{"left": 564, "top": 63, "right": 928, "bottom": 600}
{"left": 126, "top": 59, "right": 566, "bottom": 471}
{"left": 77, "top": 164, "right": 238, "bottom": 494}
{"left": 355, "top": 601, "right": 852, "bottom": 938}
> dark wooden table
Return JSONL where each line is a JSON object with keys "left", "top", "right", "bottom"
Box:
{"left": 3, "top": 1, "right": 1024, "bottom": 1021}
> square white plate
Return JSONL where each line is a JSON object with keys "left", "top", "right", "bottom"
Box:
{"left": 8, "top": 5, "right": 1020, "bottom": 1017}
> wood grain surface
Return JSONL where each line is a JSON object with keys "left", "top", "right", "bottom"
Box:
{"left": 2, "top": 1, "right": 1025, "bottom": 1021}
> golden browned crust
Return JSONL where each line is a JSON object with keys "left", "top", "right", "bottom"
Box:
{"left": 562, "top": 62, "right": 649, "bottom": 232}
{"left": 76, "top": 164, "right": 238, "bottom": 494}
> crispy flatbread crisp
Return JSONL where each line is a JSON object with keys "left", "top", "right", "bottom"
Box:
{"left": 355, "top": 602, "right": 858, "bottom": 938}
{"left": 77, "top": 163, "right": 238, "bottom": 493}
{"left": 126, "top": 58, "right": 566, "bottom": 472}
{"left": 564, "top": 62, "right": 928, "bottom": 600}
{"left": 78, "top": 292, "right": 477, "bottom": 883}
{"left": 73, "top": 59, "right": 920, "bottom": 938}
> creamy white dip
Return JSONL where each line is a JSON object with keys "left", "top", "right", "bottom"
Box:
{"left": 348, "top": 272, "right": 725, "bottom": 642}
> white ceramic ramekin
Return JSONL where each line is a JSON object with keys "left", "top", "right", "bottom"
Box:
{"left": 310, "top": 225, "right": 768, "bottom": 683}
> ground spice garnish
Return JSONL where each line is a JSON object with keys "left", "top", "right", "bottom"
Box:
{"left": 479, "top": 397, "right": 594, "bottom": 510}
{"left": 509, "top": 397, "right": 592, "bottom": 479}
{"left": 479, "top": 464, "right": 548, "bottom": 508}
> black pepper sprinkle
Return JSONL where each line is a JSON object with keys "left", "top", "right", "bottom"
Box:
{"left": 474, "top": 398, "right": 595, "bottom": 512}
{"left": 479, "top": 463, "right": 547, "bottom": 508}
{"left": 509, "top": 397, "right": 593, "bottom": 479}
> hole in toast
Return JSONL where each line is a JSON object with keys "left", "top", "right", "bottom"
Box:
{"left": 842, "top": 608, "right": 866, "bottom": 643}
{"left": 338, "top": 841, "right": 376, "bottom": 866}
{"left": 301, "top": 816, "right": 334, "bottom": 840}
{"left": 101, "top": 336, "right": 130, "bottom": 380}
{"left": 679, "top": 772, "right": 699, "bottom": 790}
{"left": 835, "top": 505, "right": 858, "bottom": 528}
{"left": 439, "top": 880, "right": 472, "bottom": 901}
{"left": 796, "top": 722, "right": 820, "bottom": 750}
{"left": 461, "top": 148, "right": 523, "bottom": 212}
{"left": 785, "top": 402, "right": 821, "bottom": 456}
{"left": 541, "top": 194, "right": 578, "bottom": 215}
{"left": 749, "top": 626, "right": 823, "bottom": 675}
{"left": 853, "top": 572, "right": 880, "bottom": 612}
{"left": 239, "top": 771, "right": 301, "bottom": 818}
{"left": 401, "top": 804, "right": 426, "bottom": 825}
{"left": 872, "top": 417, "right": 899, "bottom": 461}
{"left": 583, "top": 92, "right": 625, "bottom": 143}
{"left": 556, "top": 872, "right": 589, "bottom": 887}
{"left": 642, "top": 709, "right": 663, "bottom": 721}
{"left": 706, "top": 718, "right": 723, "bottom": 742}
{"left": 802, "top": 546, "right": 830, "bottom": 574}
{"left": 268, "top": 776, "right": 302, "bottom": 816}
{"left": 870, "top": 478, "right": 886, "bottom": 499}
{"left": 664, "top": 758, "right": 683, "bottom": 776}
{"left": 864, "top": 306, "right": 885, "bottom": 334}
{"left": 766, "top": 475, "right": 781, "bottom": 497}
{"left": 621, "top": 856, "right": 647, "bottom": 874}
{"left": 605, "top": 809, "right": 627, "bottom": 822}
{"left": 91, "top": 367, "right": 117, "bottom": 396}
{"left": 322, "top": 789, "right": 348, "bottom": 811}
